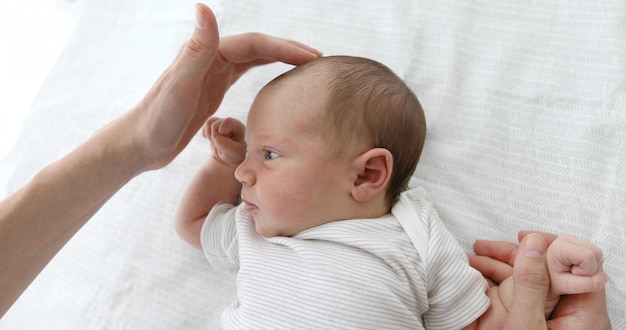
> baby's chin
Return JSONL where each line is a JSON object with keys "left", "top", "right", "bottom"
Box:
{"left": 253, "top": 218, "right": 295, "bottom": 238}
{"left": 253, "top": 219, "right": 277, "bottom": 237}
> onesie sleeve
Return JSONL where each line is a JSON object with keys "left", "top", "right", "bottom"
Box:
{"left": 422, "top": 205, "right": 490, "bottom": 330}
{"left": 200, "top": 203, "right": 240, "bottom": 269}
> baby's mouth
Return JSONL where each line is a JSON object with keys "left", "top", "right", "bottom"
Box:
{"left": 242, "top": 200, "right": 259, "bottom": 213}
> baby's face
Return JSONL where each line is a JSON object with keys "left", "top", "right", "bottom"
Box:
{"left": 234, "top": 76, "right": 357, "bottom": 237}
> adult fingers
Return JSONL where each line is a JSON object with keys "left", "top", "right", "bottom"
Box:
{"left": 473, "top": 239, "right": 518, "bottom": 266}
{"left": 218, "top": 33, "right": 322, "bottom": 68}
{"left": 154, "top": 3, "right": 220, "bottom": 153}
{"left": 470, "top": 239, "right": 518, "bottom": 284}
{"left": 471, "top": 230, "right": 561, "bottom": 281}
{"left": 504, "top": 233, "right": 550, "bottom": 329}
{"left": 467, "top": 254, "right": 513, "bottom": 285}
{"left": 173, "top": 4, "right": 220, "bottom": 78}
{"left": 518, "top": 230, "right": 558, "bottom": 245}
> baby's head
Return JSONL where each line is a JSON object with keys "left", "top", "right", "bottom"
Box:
{"left": 236, "top": 56, "right": 425, "bottom": 237}
{"left": 262, "top": 56, "right": 426, "bottom": 206}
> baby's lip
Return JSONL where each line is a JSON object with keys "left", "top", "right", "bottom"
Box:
{"left": 241, "top": 199, "right": 259, "bottom": 213}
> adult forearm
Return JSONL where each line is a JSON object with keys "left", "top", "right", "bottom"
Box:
{"left": 0, "top": 120, "right": 144, "bottom": 317}
{"left": 0, "top": 3, "right": 322, "bottom": 316}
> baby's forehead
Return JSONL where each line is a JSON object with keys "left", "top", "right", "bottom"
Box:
{"left": 260, "top": 69, "right": 332, "bottom": 104}
{"left": 252, "top": 75, "right": 330, "bottom": 116}
{"left": 269, "top": 66, "right": 330, "bottom": 90}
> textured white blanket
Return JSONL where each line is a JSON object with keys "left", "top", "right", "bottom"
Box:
{"left": 1, "top": 0, "right": 624, "bottom": 328}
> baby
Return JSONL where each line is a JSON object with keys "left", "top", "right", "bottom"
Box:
{"left": 175, "top": 56, "right": 607, "bottom": 329}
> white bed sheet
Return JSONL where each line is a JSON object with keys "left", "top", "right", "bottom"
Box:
{"left": 0, "top": 0, "right": 77, "bottom": 160}
{"left": 0, "top": 0, "right": 624, "bottom": 329}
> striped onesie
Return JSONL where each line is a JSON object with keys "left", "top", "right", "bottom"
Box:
{"left": 201, "top": 187, "right": 489, "bottom": 329}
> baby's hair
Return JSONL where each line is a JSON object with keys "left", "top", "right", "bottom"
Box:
{"left": 261, "top": 56, "right": 426, "bottom": 206}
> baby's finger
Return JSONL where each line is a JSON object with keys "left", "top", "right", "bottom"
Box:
{"left": 547, "top": 235, "right": 608, "bottom": 295}
{"left": 211, "top": 134, "right": 246, "bottom": 165}
{"left": 216, "top": 117, "right": 245, "bottom": 142}
{"left": 203, "top": 117, "right": 222, "bottom": 139}
{"left": 561, "top": 235, "right": 604, "bottom": 275}
{"left": 208, "top": 117, "right": 226, "bottom": 143}
{"left": 550, "top": 269, "right": 609, "bottom": 294}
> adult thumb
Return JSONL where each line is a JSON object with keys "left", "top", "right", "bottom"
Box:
{"left": 176, "top": 3, "right": 219, "bottom": 74}
{"left": 506, "top": 233, "right": 550, "bottom": 329}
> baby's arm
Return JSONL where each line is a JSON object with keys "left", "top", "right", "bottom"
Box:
{"left": 174, "top": 117, "right": 246, "bottom": 250}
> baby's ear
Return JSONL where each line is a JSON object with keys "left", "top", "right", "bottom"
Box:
{"left": 350, "top": 148, "right": 393, "bottom": 203}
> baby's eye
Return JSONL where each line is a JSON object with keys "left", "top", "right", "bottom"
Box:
{"left": 263, "top": 149, "right": 280, "bottom": 160}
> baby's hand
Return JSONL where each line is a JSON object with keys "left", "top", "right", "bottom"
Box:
{"left": 547, "top": 234, "right": 608, "bottom": 295}
{"left": 203, "top": 117, "right": 246, "bottom": 166}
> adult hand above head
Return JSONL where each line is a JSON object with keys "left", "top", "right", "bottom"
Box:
{"left": 129, "top": 3, "right": 322, "bottom": 171}
{"left": 469, "top": 230, "right": 611, "bottom": 330}
{"left": 0, "top": 3, "right": 320, "bottom": 318}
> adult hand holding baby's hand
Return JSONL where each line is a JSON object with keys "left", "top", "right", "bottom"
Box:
{"left": 470, "top": 230, "right": 611, "bottom": 330}
{"left": 204, "top": 117, "right": 247, "bottom": 166}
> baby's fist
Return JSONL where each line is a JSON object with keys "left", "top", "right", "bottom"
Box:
{"left": 547, "top": 234, "right": 608, "bottom": 295}
{"left": 203, "top": 117, "right": 246, "bottom": 166}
